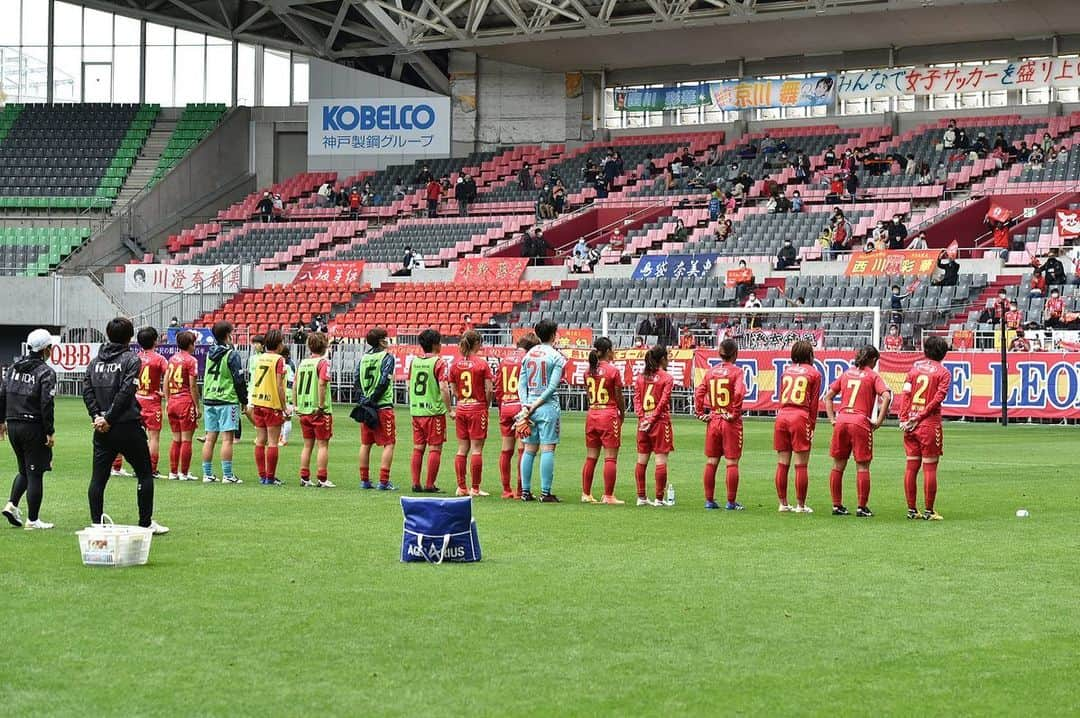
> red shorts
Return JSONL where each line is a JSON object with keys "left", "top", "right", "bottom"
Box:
{"left": 904, "top": 421, "right": 943, "bottom": 459}
{"left": 167, "top": 398, "right": 197, "bottom": 433}
{"left": 300, "top": 413, "right": 334, "bottom": 441}
{"left": 498, "top": 403, "right": 521, "bottom": 438}
{"left": 705, "top": 418, "right": 743, "bottom": 460}
{"left": 636, "top": 417, "right": 674, "bottom": 454}
{"left": 830, "top": 420, "right": 874, "bottom": 463}
{"left": 773, "top": 410, "right": 815, "bottom": 453}
{"left": 585, "top": 409, "right": 622, "bottom": 449}
{"left": 138, "top": 396, "right": 163, "bottom": 432}
{"left": 412, "top": 414, "right": 447, "bottom": 447}
{"left": 252, "top": 405, "right": 286, "bottom": 428}
{"left": 361, "top": 408, "right": 396, "bottom": 447}
{"left": 455, "top": 409, "right": 489, "bottom": 441}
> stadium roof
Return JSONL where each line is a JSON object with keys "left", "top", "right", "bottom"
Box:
{"left": 77, "top": 0, "right": 1080, "bottom": 83}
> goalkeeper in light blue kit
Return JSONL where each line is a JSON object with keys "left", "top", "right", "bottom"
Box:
{"left": 517, "top": 320, "right": 567, "bottom": 503}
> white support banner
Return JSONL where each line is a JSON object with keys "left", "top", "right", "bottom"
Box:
{"left": 307, "top": 97, "right": 451, "bottom": 156}
{"left": 124, "top": 264, "right": 243, "bottom": 294}
{"left": 838, "top": 58, "right": 1080, "bottom": 100}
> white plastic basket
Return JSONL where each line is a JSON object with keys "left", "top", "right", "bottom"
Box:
{"left": 76, "top": 514, "right": 153, "bottom": 567}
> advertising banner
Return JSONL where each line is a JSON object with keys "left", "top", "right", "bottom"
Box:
{"left": 838, "top": 58, "right": 1080, "bottom": 99}
{"left": 709, "top": 76, "right": 835, "bottom": 111}
{"left": 293, "top": 260, "right": 366, "bottom": 286}
{"left": 632, "top": 253, "right": 719, "bottom": 280}
{"left": 454, "top": 257, "right": 529, "bottom": 284}
{"left": 845, "top": 249, "right": 941, "bottom": 277}
{"left": 613, "top": 84, "right": 712, "bottom": 112}
{"left": 719, "top": 328, "right": 825, "bottom": 350}
{"left": 166, "top": 327, "right": 216, "bottom": 346}
{"left": 125, "top": 264, "right": 242, "bottom": 294}
{"left": 1055, "top": 209, "right": 1080, "bottom": 238}
{"left": 308, "top": 97, "right": 451, "bottom": 156}
{"left": 43, "top": 343, "right": 209, "bottom": 373}
{"left": 513, "top": 327, "right": 594, "bottom": 350}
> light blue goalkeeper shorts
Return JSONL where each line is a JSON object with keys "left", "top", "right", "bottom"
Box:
{"left": 204, "top": 404, "right": 240, "bottom": 433}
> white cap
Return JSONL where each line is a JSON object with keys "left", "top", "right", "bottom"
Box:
{"left": 27, "top": 328, "right": 52, "bottom": 352}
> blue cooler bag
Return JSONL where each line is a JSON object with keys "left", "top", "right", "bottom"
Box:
{"left": 400, "top": 496, "right": 482, "bottom": 563}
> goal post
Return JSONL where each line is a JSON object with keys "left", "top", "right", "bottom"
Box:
{"left": 599, "top": 306, "right": 884, "bottom": 350}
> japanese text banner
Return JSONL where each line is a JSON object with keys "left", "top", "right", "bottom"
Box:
{"left": 709, "top": 76, "right": 835, "bottom": 111}
{"left": 124, "top": 264, "right": 242, "bottom": 294}
{"left": 293, "top": 260, "right": 365, "bottom": 286}
{"left": 454, "top": 257, "right": 528, "bottom": 284}
{"left": 308, "top": 97, "right": 451, "bottom": 156}
{"left": 838, "top": 59, "right": 1080, "bottom": 99}
{"left": 633, "top": 253, "right": 719, "bottom": 281}
{"left": 845, "top": 249, "right": 941, "bottom": 277}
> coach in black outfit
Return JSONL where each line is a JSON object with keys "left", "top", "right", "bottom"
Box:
{"left": 83, "top": 317, "right": 169, "bottom": 534}
{"left": 1, "top": 329, "right": 57, "bottom": 529}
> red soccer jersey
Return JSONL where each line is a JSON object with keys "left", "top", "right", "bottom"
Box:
{"left": 137, "top": 350, "right": 168, "bottom": 401}
{"left": 585, "top": 362, "right": 623, "bottom": 411}
{"left": 449, "top": 356, "right": 493, "bottom": 413}
{"left": 494, "top": 352, "right": 523, "bottom": 407}
{"left": 1005, "top": 309, "right": 1022, "bottom": 330}
{"left": 831, "top": 368, "right": 889, "bottom": 427}
{"left": 1047, "top": 297, "right": 1065, "bottom": 319}
{"left": 884, "top": 335, "right": 903, "bottom": 351}
{"left": 634, "top": 370, "right": 673, "bottom": 423}
{"left": 778, "top": 363, "right": 821, "bottom": 418}
{"left": 693, "top": 362, "right": 745, "bottom": 419}
{"left": 898, "top": 359, "right": 951, "bottom": 424}
{"left": 166, "top": 351, "right": 198, "bottom": 401}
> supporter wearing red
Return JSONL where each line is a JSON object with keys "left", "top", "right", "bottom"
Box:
{"left": 1004, "top": 301, "right": 1023, "bottom": 331}
{"left": 581, "top": 337, "right": 626, "bottom": 505}
{"left": 884, "top": 325, "right": 904, "bottom": 351}
{"left": 896, "top": 336, "right": 952, "bottom": 520}
{"left": 1044, "top": 288, "right": 1066, "bottom": 328}
{"left": 449, "top": 331, "right": 495, "bottom": 497}
{"left": 824, "top": 346, "right": 893, "bottom": 517}
{"left": 772, "top": 341, "right": 822, "bottom": 514}
{"left": 494, "top": 333, "right": 539, "bottom": 498}
{"left": 634, "top": 346, "right": 674, "bottom": 507}
{"left": 694, "top": 339, "right": 746, "bottom": 511}
{"left": 135, "top": 327, "right": 168, "bottom": 478}
{"left": 425, "top": 178, "right": 442, "bottom": 218}
{"left": 165, "top": 331, "right": 200, "bottom": 481}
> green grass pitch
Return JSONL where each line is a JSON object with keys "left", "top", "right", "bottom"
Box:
{"left": 1, "top": 398, "right": 1078, "bottom": 716}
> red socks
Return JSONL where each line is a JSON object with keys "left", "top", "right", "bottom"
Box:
{"left": 654, "top": 465, "right": 668, "bottom": 501}
{"left": 426, "top": 450, "right": 442, "bottom": 489}
{"left": 455, "top": 454, "right": 468, "bottom": 490}
{"left": 903, "top": 459, "right": 920, "bottom": 509}
{"left": 499, "top": 449, "right": 513, "bottom": 492}
{"left": 602, "top": 458, "right": 618, "bottom": 497}
{"left": 794, "top": 465, "right": 809, "bottom": 505}
{"left": 582, "top": 456, "right": 598, "bottom": 495}
{"left": 360, "top": 467, "right": 370, "bottom": 484}
{"left": 829, "top": 468, "right": 844, "bottom": 506}
{"left": 300, "top": 468, "right": 311, "bottom": 480}
{"left": 774, "top": 463, "right": 789, "bottom": 503}
{"left": 149, "top": 452, "right": 158, "bottom": 474}
{"left": 470, "top": 454, "right": 483, "bottom": 490}
{"left": 411, "top": 449, "right": 424, "bottom": 488}
{"left": 923, "top": 462, "right": 937, "bottom": 511}
{"left": 725, "top": 464, "right": 739, "bottom": 503}
{"left": 856, "top": 469, "right": 871, "bottom": 508}
{"left": 265, "top": 446, "right": 279, "bottom": 479}
{"left": 169, "top": 441, "right": 181, "bottom": 474}
{"left": 255, "top": 444, "right": 266, "bottom": 478}
{"left": 318, "top": 469, "right": 329, "bottom": 482}
{"left": 634, "top": 463, "right": 647, "bottom": 498}
{"left": 379, "top": 468, "right": 391, "bottom": 486}
{"left": 179, "top": 441, "right": 192, "bottom": 475}
{"left": 702, "top": 462, "right": 718, "bottom": 503}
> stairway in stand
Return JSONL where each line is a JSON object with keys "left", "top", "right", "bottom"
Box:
{"left": 113, "top": 111, "right": 180, "bottom": 209}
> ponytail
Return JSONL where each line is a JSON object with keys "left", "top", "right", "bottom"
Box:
{"left": 589, "top": 336, "right": 613, "bottom": 376}
{"left": 459, "top": 329, "right": 482, "bottom": 357}
{"left": 719, "top": 338, "right": 739, "bottom": 363}
{"left": 644, "top": 344, "right": 668, "bottom": 376}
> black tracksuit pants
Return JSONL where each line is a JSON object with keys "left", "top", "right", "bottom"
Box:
{"left": 88, "top": 421, "right": 155, "bottom": 527}
{"left": 7, "top": 421, "right": 49, "bottom": 522}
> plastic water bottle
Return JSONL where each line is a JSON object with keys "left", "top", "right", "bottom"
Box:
{"left": 666, "top": 483, "right": 676, "bottom": 506}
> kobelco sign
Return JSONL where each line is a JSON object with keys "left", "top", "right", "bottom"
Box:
{"left": 308, "top": 96, "right": 450, "bottom": 156}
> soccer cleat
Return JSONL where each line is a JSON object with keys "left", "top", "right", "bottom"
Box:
{"left": 907, "top": 508, "right": 921, "bottom": 520}
{"left": 24, "top": 518, "right": 54, "bottom": 530}
{"left": 222, "top": 475, "right": 242, "bottom": 484}
{"left": 650, "top": 498, "right": 668, "bottom": 507}
{"left": 147, "top": 520, "right": 169, "bottom": 535}
{"left": 455, "top": 487, "right": 470, "bottom": 497}
{"left": 2, "top": 501, "right": 23, "bottom": 527}
{"left": 601, "top": 495, "right": 625, "bottom": 505}
{"left": 520, "top": 491, "right": 536, "bottom": 502}
{"left": 539, "top": 493, "right": 561, "bottom": 503}
{"left": 202, "top": 475, "right": 218, "bottom": 484}
{"left": 581, "top": 493, "right": 599, "bottom": 504}
{"left": 196, "top": 436, "right": 206, "bottom": 443}
{"left": 856, "top": 506, "right": 874, "bottom": 518}
{"left": 377, "top": 482, "right": 397, "bottom": 491}
{"left": 923, "top": 509, "right": 944, "bottom": 521}
{"left": 412, "top": 484, "right": 424, "bottom": 493}
{"left": 832, "top": 505, "right": 850, "bottom": 516}
{"left": 636, "top": 497, "right": 650, "bottom": 507}
{"left": 317, "top": 480, "right": 337, "bottom": 489}
{"left": 152, "top": 471, "right": 166, "bottom": 480}
{"left": 423, "top": 485, "right": 444, "bottom": 494}
{"left": 300, "top": 479, "right": 315, "bottom": 488}
{"left": 264, "top": 478, "right": 284, "bottom": 486}
{"left": 360, "top": 481, "right": 375, "bottom": 490}
{"left": 794, "top": 505, "right": 814, "bottom": 514}
{"left": 704, "top": 500, "right": 721, "bottom": 510}
{"left": 778, "top": 503, "right": 796, "bottom": 513}
{"left": 725, "top": 502, "right": 745, "bottom": 511}
{"left": 501, "top": 490, "right": 516, "bottom": 499}
{"left": 469, "top": 488, "right": 489, "bottom": 497}
{"left": 181, "top": 473, "right": 199, "bottom": 482}
{"left": 111, "top": 468, "right": 131, "bottom": 478}
{"left": 168, "top": 473, "right": 179, "bottom": 481}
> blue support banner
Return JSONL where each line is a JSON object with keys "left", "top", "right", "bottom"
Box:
{"left": 632, "top": 254, "right": 720, "bottom": 281}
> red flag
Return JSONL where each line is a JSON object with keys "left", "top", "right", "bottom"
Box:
{"left": 986, "top": 204, "right": 1013, "bottom": 223}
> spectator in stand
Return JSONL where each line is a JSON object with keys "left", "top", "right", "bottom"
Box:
{"left": 614, "top": 151, "right": 626, "bottom": 177}
{"left": 934, "top": 162, "right": 948, "bottom": 184}
{"left": 872, "top": 221, "right": 889, "bottom": 249}
{"left": 884, "top": 324, "right": 904, "bottom": 351}
{"left": 1044, "top": 288, "right": 1066, "bottom": 327}
{"left": 463, "top": 173, "right": 477, "bottom": 214}
{"left": 537, "top": 185, "right": 555, "bottom": 219}
{"left": 734, "top": 260, "right": 755, "bottom": 302}
{"left": 603, "top": 153, "right": 620, "bottom": 191}
{"left": 271, "top": 193, "right": 284, "bottom": 221}
{"left": 653, "top": 314, "right": 677, "bottom": 346}
{"left": 724, "top": 191, "right": 738, "bottom": 215}
{"left": 776, "top": 239, "right": 798, "bottom": 270}
{"left": 888, "top": 214, "right": 908, "bottom": 250}
{"left": 977, "top": 290, "right": 1008, "bottom": 326}
{"left": 973, "top": 132, "right": 990, "bottom": 157}
{"left": 762, "top": 175, "right": 778, "bottom": 200}
{"left": 827, "top": 175, "right": 844, "bottom": 203}
{"left": 766, "top": 194, "right": 779, "bottom": 214}
{"left": 571, "top": 237, "right": 589, "bottom": 273}
{"left": 1009, "top": 330, "right": 1031, "bottom": 352}
{"left": 708, "top": 189, "right": 723, "bottom": 222}
{"left": 743, "top": 291, "right": 762, "bottom": 329}
{"left": 518, "top": 163, "right": 532, "bottom": 191}
{"left": 551, "top": 180, "right": 566, "bottom": 215}
{"left": 791, "top": 190, "right": 803, "bottom": 213}
{"left": 730, "top": 180, "right": 745, "bottom": 202}
{"left": 636, "top": 316, "right": 655, "bottom": 338}
{"left": 942, "top": 120, "right": 957, "bottom": 150}
{"left": 687, "top": 168, "right": 708, "bottom": 190}
{"left": 348, "top": 188, "right": 361, "bottom": 219}
{"left": 992, "top": 131, "right": 1008, "bottom": 152}
{"left": 392, "top": 178, "right": 406, "bottom": 201}
{"left": 1016, "top": 142, "right": 1031, "bottom": 162}
{"left": 760, "top": 133, "right": 777, "bottom": 154}
{"left": 669, "top": 156, "right": 683, "bottom": 189}
{"left": 725, "top": 162, "right": 740, "bottom": 187}
{"left": 831, "top": 210, "right": 851, "bottom": 257}
{"left": 824, "top": 144, "right": 837, "bottom": 166}
{"left": 316, "top": 181, "right": 332, "bottom": 207}
{"left": 917, "top": 164, "right": 934, "bottom": 186}
{"left": 904, "top": 153, "right": 918, "bottom": 177}
{"left": 415, "top": 164, "right": 433, "bottom": 185}
{"left": 656, "top": 164, "right": 673, "bottom": 192}
{"left": 706, "top": 146, "right": 722, "bottom": 167}
{"left": 1042, "top": 132, "right": 1054, "bottom": 153}
{"left": 679, "top": 325, "right": 697, "bottom": 349}
{"left": 1029, "top": 145, "right": 1045, "bottom": 170}
{"left": 257, "top": 192, "right": 274, "bottom": 223}
{"left": 643, "top": 154, "right": 657, "bottom": 180}
{"left": 593, "top": 175, "right": 609, "bottom": 200}
{"left": 775, "top": 191, "right": 792, "bottom": 214}
{"left": 907, "top": 232, "right": 928, "bottom": 250}
{"left": 425, "top": 177, "right": 441, "bottom": 218}
{"left": 714, "top": 218, "right": 733, "bottom": 243}
{"left": 1040, "top": 248, "right": 1066, "bottom": 287}
{"left": 1005, "top": 300, "right": 1023, "bottom": 331}
{"left": 933, "top": 250, "right": 959, "bottom": 287}
{"left": 582, "top": 158, "right": 599, "bottom": 186}
{"left": 955, "top": 127, "right": 970, "bottom": 151}
{"left": 1028, "top": 268, "right": 1047, "bottom": 298}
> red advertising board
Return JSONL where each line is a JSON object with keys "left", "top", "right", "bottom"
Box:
{"left": 454, "top": 257, "right": 528, "bottom": 284}
{"left": 1055, "top": 209, "right": 1080, "bottom": 238}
